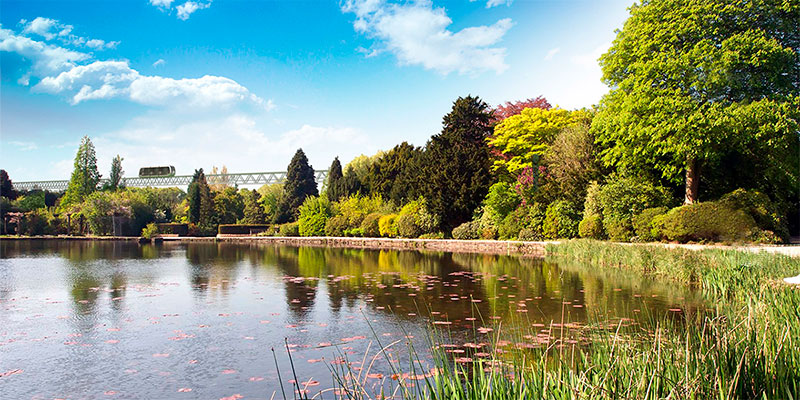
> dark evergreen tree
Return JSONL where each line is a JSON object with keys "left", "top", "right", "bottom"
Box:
{"left": 0, "top": 169, "right": 17, "bottom": 200}
{"left": 419, "top": 95, "right": 494, "bottom": 233}
{"left": 243, "top": 189, "right": 267, "bottom": 224}
{"left": 60, "top": 136, "right": 101, "bottom": 209}
{"left": 273, "top": 149, "right": 318, "bottom": 223}
{"left": 187, "top": 168, "right": 206, "bottom": 224}
{"left": 326, "top": 157, "right": 345, "bottom": 201}
{"left": 364, "top": 142, "right": 423, "bottom": 204}
{"left": 341, "top": 168, "right": 363, "bottom": 197}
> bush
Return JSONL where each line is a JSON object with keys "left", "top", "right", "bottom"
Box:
{"left": 278, "top": 222, "right": 300, "bottom": 237}
{"left": 518, "top": 227, "right": 541, "bottom": 241}
{"left": 632, "top": 206, "right": 668, "bottom": 242}
{"left": 658, "top": 202, "right": 759, "bottom": 243}
{"left": 344, "top": 227, "right": 364, "bottom": 237}
{"left": 498, "top": 204, "right": 545, "bottom": 240}
{"left": 476, "top": 207, "right": 498, "bottom": 240}
{"left": 396, "top": 214, "right": 421, "bottom": 238}
{"left": 543, "top": 200, "right": 581, "bottom": 239}
{"left": 334, "top": 194, "right": 392, "bottom": 231}
{"left": 17, "top": 209, "right": 55, "bottom": 236}
{"left": 324, "top": 215, "right": 348, "bottom": 237}
{"left": 578, "top": 214, "right": 604, "bottom": 239}
{"left": 419, "top": 232, "right": 444, "bottom": 239}
{"left": 720, "top": 189, "right": 789, "bottom": 242}
{"left": 378, "top": 214, "right": 398, "bottom": 237}
{"left": 452, "top": 220, "right": 480, "bottom": 240}
{"left": 360, "top": 212, "right": 383, "bottom": 237}
{"left": 141, "top": 222, "right": 159, "bottom": 239}
{"left": 483, "top": 182, "right": 521, "bottom": 222}
{"left": 597, "top": 176, "right": 673, "bottom": 241}
{"left": 298, "top": 196, "right": 332, "bottom": 237}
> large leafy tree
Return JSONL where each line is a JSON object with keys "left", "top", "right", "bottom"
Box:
{"left": 325, "top": 157, "right": 345, "bottom": 201}
{"left": 364, "top": 142, "right": 423, "bottom": 204}
{"left": 61, "top": 136, "right": 101, "bottom": 209}
{"left": 593, "top": 0, "right": 800, "bottom": 204}
{"left": 273, "top": 149, "right": 318, "bottom": 223}
{"left": 242, "top": 189, "right": 267, "bottom": 224}
{"left": 419, "top": 95, "right": 494, "bottom": 233}
{"left": 492, "top": 96, "right": 552, "bottom": 123}
{"left": 488, "top": 108, "right": 588, "bottom": 180}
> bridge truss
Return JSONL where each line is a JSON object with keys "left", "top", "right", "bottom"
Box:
{"left": 12, "top": 170, "right": 330, "bottom": 192}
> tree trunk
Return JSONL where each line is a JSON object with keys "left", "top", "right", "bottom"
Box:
{"left": 684, "top": 158, "right": 700, "bottom": 204}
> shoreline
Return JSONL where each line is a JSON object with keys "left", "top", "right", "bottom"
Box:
{"left": 2, "top": 235, "right": 800, "bottom": 258}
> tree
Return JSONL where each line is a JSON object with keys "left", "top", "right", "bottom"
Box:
{"left": 187, "top": 168, "right": 212, "bottom": 226}
{"left": 364, "top": 142, "right": 423, "bottom": 204}
{"left": 242, "top": 189, "right": 267, "bottom": 224}
{"left": 593, "top": 0, "right": 800, "bottom": 204}
{"left": 326, "top": 157, "right": 345, "bottom": 201}
{"left": 492, "top": 96, "right": 551, "bottom": 122}
{"left": 273, "top": 149, "right": 318, "bottom": 223}
{"left": 105, "top": 155, "right": 124, "bottom": 191}
{"left": 61, "top": 136, "right": 101, "bottom": 209}
{"left": 419, "top": 95, "right": 494, "bottom": 233}
{"left": 0, "top": 169, "right": 18, "bottom": 200}
{"left": 212, "top": 187, "right": 244, "bottom": 225}
{"left": 542, "top": 122, "right": 604, "bottom": 204}
{"left": 488, "top": 108, "right": 586, "bottom": 180}
{"left": 209, "top": 165, "right": 230, "bottom": 191}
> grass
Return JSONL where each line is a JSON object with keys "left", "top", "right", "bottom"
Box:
{"left": 278, "top": 240, "right": 800, "bottom": 399}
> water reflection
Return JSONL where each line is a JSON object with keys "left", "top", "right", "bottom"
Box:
{"left": 0, "top": 240, "right": 703, "bottom": 399}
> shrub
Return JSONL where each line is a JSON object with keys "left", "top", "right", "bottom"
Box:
{"left": 324, "top": 215, "right": 348, "bottom": 237}
{"left": 141, "top": 222, "right": 159, "bottom": 239}
{"left": 360, "top": 212, "right": 383, "bottom": 237}
{"left": 419, "top": 232, "right": 444, "bottom": 239}
{"left": 278, "top": 222, "right": 300, "bottom": 237}
{"left": 298, "top": 196, "right": 332, "bottom": 237}
{"left": 518, "top": 227, "right": 541, "bottom": 241}
{"left": 396, "top": 214, "right": 421, "bottom": 238}
{"left": 578, "top": 214, "right": 604, "bottom": 239}
{"left": 335, "top": 194, "right": 392, "bottom": 231}
{"left": 720, "top": 189, "right": 789, "bottom": 242}
{"left": 632, "top": 206, "right": 668, "bottom": 242}
{"left": 452, "top": 220, "right": 480, "bottom": 240}
{"left": 378, "top": 214, "right": 398, "bottom": 237}
{"left": 13, "top": 192, "right": 46, "bottom": 211}
{"left": 344, "top": 227, "right": 364, "bottom": 237}
{"left": 17, "top": 209, "right": 55, "bottom": 236}
{"left": 483, "top": 182, "right": 521, "bottom": 222}
{"left": 543, "top": 200, "right": 581, "bottom": 239}
{"left": 498, "top": 204, "right": 545, "bottom": 240}
{"left": 476, "top": 207, "right": 498, "bottom": 240}
{"left": 597, "top": 176, "right": 673, "bottom": 241}
{"left": 659, "top": 202, "right": 759, "bottom": 243}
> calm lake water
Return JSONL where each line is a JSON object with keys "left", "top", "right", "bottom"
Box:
{"left": 1, "top": 241, "right": 702, "bottom": 399}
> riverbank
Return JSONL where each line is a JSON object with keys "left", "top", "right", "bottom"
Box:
{"left": 2, "top": 235, "right": 800, "bottom": 258}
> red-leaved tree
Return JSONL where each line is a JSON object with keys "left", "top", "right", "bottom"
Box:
{"left": 491, "top": 96, "right": 551, "bottom": 123}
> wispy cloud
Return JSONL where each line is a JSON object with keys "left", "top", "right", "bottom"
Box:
{"left": 152, "top": 58, "right": 166, "bottom": 67}
{"left": 544, "top": 47, "right": 560, "bottom": 61}
{"left": 342, "top": 0, "right": 513, "bottom": 76}
{"left": 150, "top": 0, "right": 212, "bottom": 20}
{"left": 19, "top": 17, "right": 119, "bottom": 49}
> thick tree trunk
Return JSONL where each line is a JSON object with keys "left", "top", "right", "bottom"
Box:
{"left": 684, "top": 158, "right": 700, "bottom": 204}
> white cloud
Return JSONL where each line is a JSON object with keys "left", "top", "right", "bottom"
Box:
{"left": 35, "top": 60, "right": 271, "bottom": 109}
{"left": 342, "top": 0, "right": 513, "bottom": 75}
{"left": 150, "top": 0, "right": 174, "bottom": 7}
{"left": 176, "top": 1, "right": 211, "bottom": 20}
{"left": 485, "top": 0, "right": 511, "bottom": 8}
{"left": 18, "top": 16, "right": 119, "bottom": 50}
{"left": 152, "top": 58, "right": 166, "bottom": 67}
{"left": 0, "top": 27, "right": 89, "bottom": 76}
{"left": 544, "top": 47, "right": 560, "bottom": 61}
{"left": 9, "top": 141, "right": 38, "bottom": 151}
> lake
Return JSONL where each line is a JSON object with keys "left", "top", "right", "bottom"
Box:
{"left": 0, "top": 240, "right": 702, "bottom": 399}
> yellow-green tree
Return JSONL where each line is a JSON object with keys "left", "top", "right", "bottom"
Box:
{"left": 487, "top": 108, "right": 588, "bottom": 179}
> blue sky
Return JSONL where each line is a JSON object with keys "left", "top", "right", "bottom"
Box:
{"left": 0, "top": 0, "right": 632, "bottom": 182}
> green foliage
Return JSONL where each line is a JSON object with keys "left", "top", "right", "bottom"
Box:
{"left": 298, "top": 195, "right": 332, "bottom": 237}
{"left": 397, "top": 197, "right": 438, "bottom": 237}
{"left": 334, "top": 194, "right": 392, "bottom": 231}
{"left": 61, "top": 136, "right": 101, "bottom": 209}
{"left": 325, "top": 157, "right": 345, "bottom": 201}
{"left": 16, "top": 209, "right": 58, "bottom": 236}
{"left": 476, "top": 207, "right": 499, "bottom": 240}
{"left": 274, "top": 148, "right": 319, "bottom": 223}
{"left": 543, "top": 200, "right": 581, "bottom": 239}
{"left": 378, "top": 213, "right": 398, "bottom": 238}
{"left": 363, "top": 142, "right": 423, "bottom": 204}
{"left": 1, "top": 169, "right": 18, "bottom": 200}
{"left": 212, "top": 187, "right": 244, "bottom": 225}
{"left": 344, "top": 227, "right": 364, "bottom": 237}
{"left": 578, "top": 214, "right": 604, "bottom": 239}
{"left": 141, "top": 222, "right": 159, "bottom": 239}
{"left": 277, "top": 222, "right": 300, "bottom": 237}
{"left": 395, "top": 214, "right": 421, "bottom": 238}
{"left": 187, "top": 169, "right": 212, "bottom": 226}
{"left": 597, "top": 175, "right": 673, "bottom": 241}
{"left": 719, "top": 188, "right": 789, "bottom": 242}
{"left": 418, "top": 96, "right": 494, "bottom": 233}
{"left": 594, "top": 0, "right": 800, "bottom": 202}
{"left": 419, "top": 232, "right": 444, "bottom": 239}
{"left": 242, "top": 189, "right": 267, "bottom": 224}
{"left": 257, "top": 183, "right": 283, "bottom": 221}
{"left": 13, "top": 192, "right": 46, "bottom": 211}
{"left": 542, "top": 121, "right": 602, "bottom": 204}
{"left": 324, "top": 214, "right": 348, "bottom": 237}
{"left": 105, "top": 155, "right": 124, "bottom": 191}
{"left": 451, "top": 220, "right": 480, "bottom": 240}
{"left": 632, "top": 206, "right": 668, "bottom": 242}
{"left": 344, "top": 152, "right": 384, "bottom": 189}
{"left": 498, "top": 205, "right": 543, "bottom": 240}
{"left": 483, "top": 182, "right": 520, "bottom": 223}
{"left": 657, "top": 202, "right": 760, "bottom": 243}
{"left": 488, "top": 107, "right": 584, "bottom": 178}
{"left": 359, "top": 212, "right": 383, "bottom": 237}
